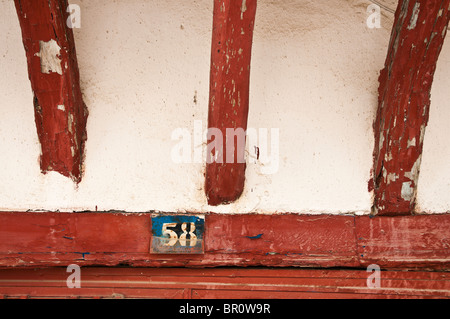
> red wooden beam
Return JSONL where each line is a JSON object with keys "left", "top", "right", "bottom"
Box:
{"left": 14, "top": 0, "right": 88, "bottom": 183}
{"left": 205, "top": 0, "right": 257, "bottom": 206}
{"left": 371, "top": 0, "right": 450, "bottom": 215}
{"left": 356, "top": 214, "right": 450, "bottom": 269}
{"left": 0, "top": 268, "right": 448, "bottom": 299}
{"left": 0, "top": 212, "right": 448, "bottom": 270}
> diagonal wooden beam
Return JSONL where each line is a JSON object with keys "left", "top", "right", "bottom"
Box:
{"left": 205, "top": 0, "right": 257, "bottom": 206}
{"left": 371, "top": 0, "right": 450, "bottom": 216}
{"left": 14, "top": 0, "right": 88, "bottom": 183}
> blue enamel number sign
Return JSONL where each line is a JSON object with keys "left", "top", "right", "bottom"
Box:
{"left": 150, "top": 214, "right": 205, "bottom": 254}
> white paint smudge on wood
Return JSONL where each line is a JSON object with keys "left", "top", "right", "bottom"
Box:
{"left": 34, "top": 39, "right": 63, "bottom": 75}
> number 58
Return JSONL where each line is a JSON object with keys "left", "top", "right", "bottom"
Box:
{"left": 162, "top": 223, "right": 197, "bottom": 247}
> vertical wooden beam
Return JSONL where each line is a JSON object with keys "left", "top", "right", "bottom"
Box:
{"left": 205, "top": 0, "right": 257, "bottom": 206}
{"left": 371, "top": 0, "right": 450, "bottom": 215}
{"left": 14, "top": 0, "right": 88, "bottom": 183}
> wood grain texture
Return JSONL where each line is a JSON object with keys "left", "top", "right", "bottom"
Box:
{"left": 0, "top": 268, "right": 448, "bottom": 299}
{"left": 0, "top": 212, "right": 448, "bottom": 270}
{"left": 14, "top": 0, "right": 88, "bottom": 182}
{"left": 371, "top": 0, "right": 450, "bottom": 215}
{"left": 356, "top": 214, "right": 450, "bottom": 269}
{"left": 205, "top": 0, "right": 257, "bottom": 206}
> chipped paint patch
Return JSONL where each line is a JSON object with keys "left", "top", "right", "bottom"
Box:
{"left": 401, "top": 181, "right": 414, "bottom": 201}
{"left": 240, "top": 0, "right": 247, "bottom": 20}
{"left": 407, "top": 3, "right": 420, "bottom": 30}
{"left": 67, "top": 113, "right": 74, "bottom": 134}
{"left": 34, "top": 39, "right": 63, "bottom": 75}
{"left": 407, "top": 137, "right": 416, "bottom": 148}
{"left": 378, "top": 131, "right": 385, "bottom": 153}
{"left": 385, "top": 152, "right": 393, "bottom": 162}
{"left": 404, "top": 155, "right": 422, "bottom": 181}
{"left": 387, "top": 173, "right": 398, "bottom": 184}
{"left": 420, "top": 124, "right": 427, "bottom": 144}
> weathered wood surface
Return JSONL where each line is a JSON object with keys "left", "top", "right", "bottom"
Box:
{"left": 205, "top": 0, "right": 257, "bottom": 206}
{"left": 371, "top": 0, "right": 450, "bottom": 215}
{"left": 0, "top": 212, "right": 448, "bottom": 270}
{"left": 356, "top": 214, "right": 450, "bottom": 269}
{"left": 0, "top": 267, "right": 448, "bottom": 299}
{"left": 14, "top": 0, "right": 88, "bottom": 182}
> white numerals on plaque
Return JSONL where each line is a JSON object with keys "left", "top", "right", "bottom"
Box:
{"left": 162, "top": 222, "right": 197, "bottom": 247}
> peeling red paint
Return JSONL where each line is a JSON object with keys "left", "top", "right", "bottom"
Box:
{"left": 14, "top": 0, "right": 88, "bottom": 183}
{"left": 372, "top": 0, "right": 450, "bottom": 215}
{"left": 0, "top": 212, "right": 448, "bottom": 270}
{"left": 356, "top": 214, "right": 450, "bottom": 269}
{"left": 205, "top": 0, "right": 257, "bottom": 206}
{"left": 0, "top": 267, "right": 448, "bottom": 299}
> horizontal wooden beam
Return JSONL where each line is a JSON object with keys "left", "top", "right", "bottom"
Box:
{"left": 0, "top": 212, "right": 448, "bottom": 270}
{"left": 0, "top": 268, "right": 448, "bottom": 299}
{"left": 371, "top": 0, "right": 450, "bottom": 215}
{"left": 14, "top": 0, "right": 88, "bottom": 182}
{"left": 205, "top": 0, "right": 257, "bottom": 206}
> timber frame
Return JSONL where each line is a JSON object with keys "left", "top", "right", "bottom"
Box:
{"left": 12, "top": 0, "right": 450, "bottom": 212}
{"left": 205, "top": 0, "right": 257, "bottom": 206}
{"left": 0, "top": 267, "right": 448, "bottom": 298}
{"left": 14, "top": 0, "right": 88, "bottom": 183}
{"left": 0, "top": 212, "right": 449, "bottom": 270}
{"left": 2, "top": 0, "right": 449, "bottom": 300}
{"left": 371, "top": 0, "right": 450, "bottom": 216}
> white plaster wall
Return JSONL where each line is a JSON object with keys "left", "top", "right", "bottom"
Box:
{"left": 417, "top": 33, "right": 450, "bottom": 214}
{"left": 0, "top": 0, "right": 448, "bottom": 214}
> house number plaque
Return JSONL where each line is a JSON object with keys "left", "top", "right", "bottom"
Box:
{"left": 150, "top": 214, "right": 205, "bottom": 254}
